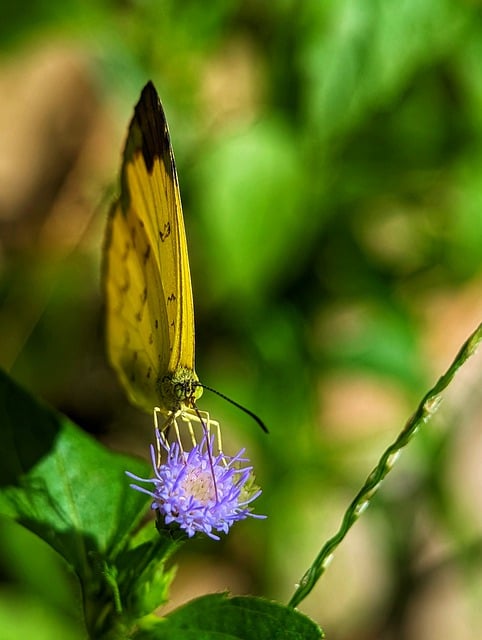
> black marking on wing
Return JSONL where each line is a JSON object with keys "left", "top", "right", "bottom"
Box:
{"left": 159, "top": 221, "right": 171, "bottom": 242}
{"left": 132, "top": 285, "right": 148, "bottom": 323}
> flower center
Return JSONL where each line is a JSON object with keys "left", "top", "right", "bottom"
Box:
{"left": 180, "top": 467, "right": 216, "bottom": 504}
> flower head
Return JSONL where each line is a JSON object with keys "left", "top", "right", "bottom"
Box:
{"left": 126, "top": 430, "right": 265, "bottom": 540}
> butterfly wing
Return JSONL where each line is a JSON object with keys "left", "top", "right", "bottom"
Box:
{"left": 103, "top": 82, "right": 196, "bottom": 413}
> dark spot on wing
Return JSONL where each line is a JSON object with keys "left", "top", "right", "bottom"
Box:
{"left": 155, "top": 319, "right": 159, "bottom": 329}
{"left": 167, "top": 293, "right": 176, "bottom": 303}
{"left": 143, "top": 244, "right": 151, "bottom": 264}
{"left": 147, "top": 366, "right": 152, "bottom": 379}
{"left": 149, "top": 333, "right": 153, "bottom": 345}
{"left": 159, "top": 221, "right": 171, "bottom": 242}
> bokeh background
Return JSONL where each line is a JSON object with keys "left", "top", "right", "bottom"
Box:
{"left": 1, "top": 1, "right": 482, "bottom": 638}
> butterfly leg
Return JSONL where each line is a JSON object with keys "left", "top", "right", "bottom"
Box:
{"left": 197, "top": 409, "right": 223, "bottom": 455}
{"left": 153, "top": 406, "right": 178, "bottom": 465}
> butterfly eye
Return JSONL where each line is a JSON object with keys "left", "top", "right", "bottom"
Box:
{"left": 174, "top": 380, "right": 189, "bottom": 400}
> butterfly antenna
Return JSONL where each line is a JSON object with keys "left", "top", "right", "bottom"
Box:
{"left": 198, "top": 384, "right": 269, "bottom": 434}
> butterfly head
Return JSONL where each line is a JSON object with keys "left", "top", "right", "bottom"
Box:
{"left": 159, "top": 367, "right": 203, "bottom": 412}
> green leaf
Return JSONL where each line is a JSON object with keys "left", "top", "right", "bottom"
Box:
{"left": 302, "top": 0, "right": 467, "bottom": 139}
{"left": 193, "top": 116, "right": 309, "bottom": 311}
{"left": 0, "top": 368, "right": 150, "bottom": 570}
{"left": 134, "top": 593, "right": 323, "bottom": 640}
{"left": 115, "top": 526, "right": 182, "bottom": 621}
{"left": 0, "top": 368, "right": 175, "bottom": 635}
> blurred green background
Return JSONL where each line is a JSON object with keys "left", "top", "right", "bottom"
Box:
{"left": 1, "top": 1, "right": 482, "bottom": 638}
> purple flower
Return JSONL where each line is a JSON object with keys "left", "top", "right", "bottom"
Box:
{"left": 126, "top": 431, "right": 265, "bottom": 540}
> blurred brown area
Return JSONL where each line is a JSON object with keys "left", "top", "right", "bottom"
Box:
{"left": 0, "top": 47, "right": 99, "bottom": 247}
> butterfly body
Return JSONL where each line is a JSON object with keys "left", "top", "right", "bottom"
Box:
{"left": 104, "top": 81, "right": 202, "bottom": 416}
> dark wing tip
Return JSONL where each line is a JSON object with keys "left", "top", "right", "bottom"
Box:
{"left": 127, "top": 80, "right": 176, "bottom": 176}
{"left": 142, "top": 80, "right": 157, "bottom": 97}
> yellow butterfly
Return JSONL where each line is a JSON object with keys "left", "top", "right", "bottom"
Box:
{"left": 103, "top": 81, "right": 202, "bottom": 418}
{"left": 104, "top": 81, "right": 267, "bottom": 435}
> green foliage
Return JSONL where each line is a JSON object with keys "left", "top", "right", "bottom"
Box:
{"left": 193, "top": 116, "right": 307, "bottom": 310}
{"left": 134, "top": 594, "right": 323, "bottom": 640}
{"left": 0, "top": 369, "right": 148, "bottom": 561}
{"left": 2, "top": 0, "right": 482, "bottom": 636}
{"left": 0, "top": 369, "right": 172, "bottom": 637}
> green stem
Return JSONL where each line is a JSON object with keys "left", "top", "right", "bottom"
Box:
{"left": 87, "top": 526, "right": 185, "bottom": 638}
{"left": 288, "top": 323, "right": 482, "bottom": 609}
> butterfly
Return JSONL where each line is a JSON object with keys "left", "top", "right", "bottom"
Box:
{"left": 103, "top": 81, "right": 267, "bottom": 434}
{"left": 103, "top": 81, "right": 203, "bottom": 419}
